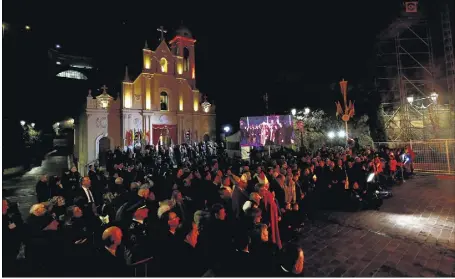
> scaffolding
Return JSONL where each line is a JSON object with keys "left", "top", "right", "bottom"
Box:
{"left": 375, "top": 2, "right": 450, "bottom": 141}
{"left": 441, "top": 3, "right": 455, "bottom": 138}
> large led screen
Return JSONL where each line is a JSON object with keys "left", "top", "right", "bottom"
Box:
{"left": 239, "top": 115, "right": 294, "bottom": 147}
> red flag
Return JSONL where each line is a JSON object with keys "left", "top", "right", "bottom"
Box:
{"left": 405, "top": 2, "right": 418, "bottom": 13}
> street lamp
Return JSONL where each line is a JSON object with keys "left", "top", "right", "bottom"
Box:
{"left": 291, "top": 108, "right": 296, "bottom": 116}
{"left": 407, "top": 96, "right": 414, "bottom": 104}
{"left": 328, "top": 131, "right": 335, "bottom": 139}
{"left": 201, "top": 95, "right": 211, "bottom": 113}
{"left": 55, "top": 44, "right": 61, "bottom": 49}
{"left": 430, "top": 92, "right": 438, "bottom": 103}
{"left": 223, "top": 126, "right": 231, "bottom": 133}
{"left": 337, "top": 130, "right": 346, "bottom": 138}
{"left": 304, "top": 107, "right": 310, "bottom": 115}
{"left": 20, "top": 120, "right": 26, "bottom": 126}
{"left": 31, "top": 123, "right": 35, "bottom": 128}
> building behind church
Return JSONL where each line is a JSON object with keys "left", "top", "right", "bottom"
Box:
{"left": 75, "top": 26, "right": 216, "bottom": 174}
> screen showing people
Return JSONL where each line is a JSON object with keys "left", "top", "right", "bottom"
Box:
{"left": 240, "top": 115, "right": 294, "bottom": 147}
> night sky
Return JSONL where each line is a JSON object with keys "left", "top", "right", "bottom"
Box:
{"left": 3, "top": 0, "right": 450, "bottom": 134}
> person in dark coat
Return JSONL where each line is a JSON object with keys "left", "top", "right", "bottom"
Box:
{"left": 224, "top": 234, "right": 255, "bottom": 276}
{"left": 275, "top": 243, "right": 305, "bottom": 277}
{"left": 314, "top": 160, "right": 332, "bottom": 209}
{"left": 206, "top": 203, "right": 232, "bottom": 273}
{"left": 94, "top": 226, "right": 132, "bottom": 277}
{"left": 62, "top": 205, "right": 95, "bottom": 276}
{"left": 35, "top": 175, "right": 50, "bottom": 203}
{"left": 231, "top": 177, "right": 249, "bottom": 220}
{"left": 250, "top": 223, "right": 279, "bottom": 276}
{"left": 178, "top": 222, "right": 206, "bottom": 276}
{"left": 2, "top": 198, "right": 24, "bottom": 277}
{"left": 25, "top": 203, "right": 64, "bottom": 276}
{"left": 156, "top": 210, "right": 185, "bottom": 276}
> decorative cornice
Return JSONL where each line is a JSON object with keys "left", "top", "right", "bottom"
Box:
{"left": 86, "top": 108, "right": 110, "bottom": 114}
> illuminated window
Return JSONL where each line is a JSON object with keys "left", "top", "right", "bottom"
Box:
{"left": 183, "top": 47, "right": 190, "bottom": 72}
{"left": 70, "top": 64, "right": 93, "bottom": 69}
{"left": 56, "top": 70, "right": 87, "bottom": 80}
{"left": 160, "top": 92, "right": 169, "bottom": 111}
{"left": 160, "top": 58, "right": 168, "bottom": 73}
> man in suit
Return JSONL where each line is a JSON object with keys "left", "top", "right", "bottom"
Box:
{"left": 75, "top": 177, "right": 98, "bottom": 219}
{"left": 231, "top": 176, "right": 249, "bottom": 220}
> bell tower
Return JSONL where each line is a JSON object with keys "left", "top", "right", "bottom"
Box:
{"left": 169, "top": 26, "right": 196, "bottom": 89}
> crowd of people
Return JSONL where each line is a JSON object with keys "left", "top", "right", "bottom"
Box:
{"left": 2, "top": 141, "right": 414, "bottom": 277}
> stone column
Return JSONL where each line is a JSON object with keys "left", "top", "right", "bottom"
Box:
{"left": 128, "top": 114, "right": 133, "bottom": 133}
{"left": 145, "top": 115, "right": 149, "bottom": 144}
{"left": 148, "top": 115, "right": 153, "bottom": 145}
{"left": 123, "top": 113, "right": 127, "bottom": 146}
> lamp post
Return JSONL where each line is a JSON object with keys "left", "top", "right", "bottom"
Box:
{"left": 335, "top": 79, "right": 355, "bottom": 145}
{"left": 291, "top": 108, "right": 296, "bottom": 116}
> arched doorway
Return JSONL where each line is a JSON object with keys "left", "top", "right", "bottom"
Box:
{"left": 98, "top": 137, "right": 110, "bottom": 166}
{"left": 203, "top": 133, "right": 210, "bottom": 142}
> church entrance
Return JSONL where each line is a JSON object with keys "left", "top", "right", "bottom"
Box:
{"left": 98, "top": 137, "right": 110, "bottom": 166}
{"left": 152, "top": 125, "right": 177, "bottom": 146}
{"left": 203, "top": 133, "right": 210, "bottom": 142}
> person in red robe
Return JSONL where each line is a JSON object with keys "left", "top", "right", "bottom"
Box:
{"left": 257, "top": 175, "right": 282, "bottom": 250}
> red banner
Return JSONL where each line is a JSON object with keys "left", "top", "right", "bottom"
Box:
{"left": 152, "top": 125, "right": 177, "bottom": 145}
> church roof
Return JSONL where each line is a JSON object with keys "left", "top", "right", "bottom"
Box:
{"left": 175, "top": 25, "right": 193, "bottom": 39}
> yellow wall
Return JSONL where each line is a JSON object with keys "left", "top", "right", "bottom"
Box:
{"left": 123, "top": 82, "right": 133, "bottom": 108}
{"left": 145, "top": 76, "right": 151, "bottom": 110}
{"left": 143, "top": 51, "right": 151, "bottom": 70}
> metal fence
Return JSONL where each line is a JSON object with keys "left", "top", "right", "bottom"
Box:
{"left": 374, "top": 139, "right": 455, "bottom": 174}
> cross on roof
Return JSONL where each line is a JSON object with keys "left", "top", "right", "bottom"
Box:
{"left": 157, "top": 26, "right": 167, "bottom": 41}
{"left": 101, "top": 85, "right": 108, "bottom": 93}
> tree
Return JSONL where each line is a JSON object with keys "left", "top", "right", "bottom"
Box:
{"left": 292, "top": 109, "right": 373, "bottom": 151}
{"left": 23, "top": 126, "right": 42, "bottom": 147}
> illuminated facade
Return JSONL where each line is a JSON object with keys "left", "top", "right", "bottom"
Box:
{"left": 121, "top": 25, "right": 216, "bottom": 148}
{"left": 75, "top": 26, "right": 216, "bottom": 174}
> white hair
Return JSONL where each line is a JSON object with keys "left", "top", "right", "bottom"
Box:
{"left": 242, "top": 201, "right": 253, "bottom": 212}
{"left": 30, "top": 203, "right": 46, "bottom": 216}
{"left": 157, "top": 204, "right": 171, "bottom": 219}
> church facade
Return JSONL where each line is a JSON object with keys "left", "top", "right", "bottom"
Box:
{"left": 75, "top": 26, "right": 216, "bottom": 174}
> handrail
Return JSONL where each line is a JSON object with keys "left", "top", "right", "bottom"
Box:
{"left": 131, "top": 257, "right": 154, "bottom": 266}
{"left": 131, "top": 257, "right": 154, "bottom": 277}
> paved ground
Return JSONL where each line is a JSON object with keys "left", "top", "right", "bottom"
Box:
{"left": 298, "top": 174, "right": 455, "bottom": 277}
{"left": 2, "top": 151, "right": 69, "bottom": 217}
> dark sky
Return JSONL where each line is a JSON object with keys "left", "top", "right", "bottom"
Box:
{"left": 3, "top": 0, "right": 451, "bottom": 133}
